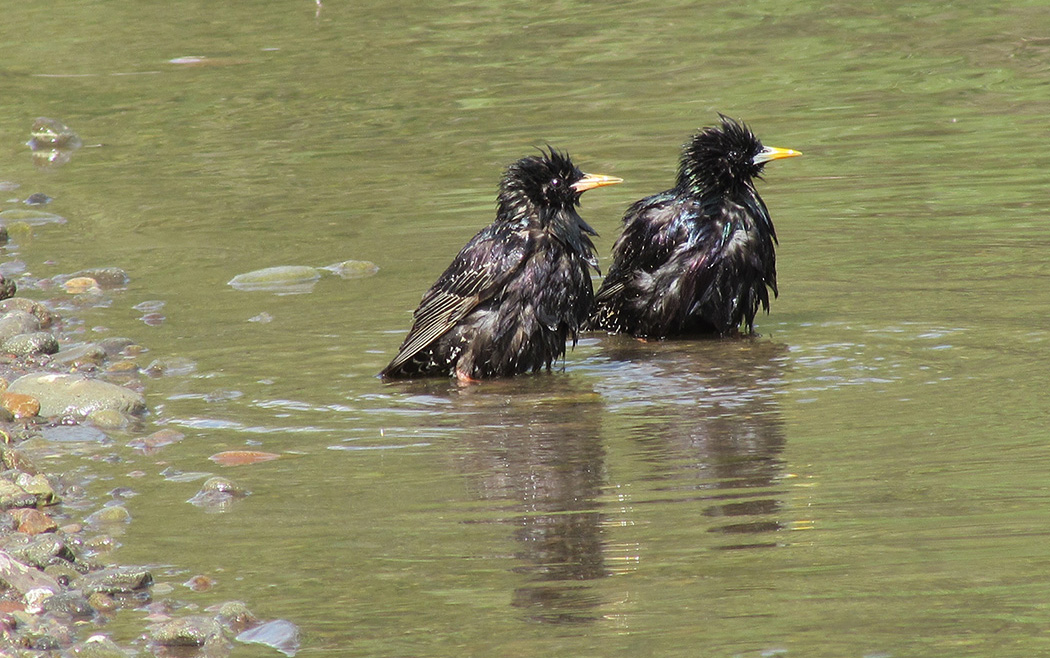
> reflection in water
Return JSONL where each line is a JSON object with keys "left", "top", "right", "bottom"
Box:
{"left": 448, "top": 379, "right": 606, "bottom": 624}
{"left": 591, "top": 337, "right": 788, "bottom": 550}
{"left": 386, "top": 336, "right": 787, "bottom": 625}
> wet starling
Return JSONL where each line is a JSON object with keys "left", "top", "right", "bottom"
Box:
{"left": 587, "top": 115, "right": 801, "bottom": 338}
{"left": 380, "top": 149, "right": 622, "bottom": 382}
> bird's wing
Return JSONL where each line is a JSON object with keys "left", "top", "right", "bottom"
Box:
{"left": 595, "top": 195, "right": 698, "bottom": 302}
{"left": 385, "top": 223, "right": 529, "bottom": 372}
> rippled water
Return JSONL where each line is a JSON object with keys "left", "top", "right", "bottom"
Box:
{"left": 5, "top": 1, "right": 1050, "bottom": 656}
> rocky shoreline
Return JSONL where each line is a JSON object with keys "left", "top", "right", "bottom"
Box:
{"left": 0, "top": 270, "right": 297, "bottom": 657}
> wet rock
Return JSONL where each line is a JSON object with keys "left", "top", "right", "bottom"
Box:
{"left": 16, "top": 473, "right": 57, "bottom": 505}
{"left": 235, "top": 618, "right": 301, "bottom": 657}
{"left": 28, "top": 117, "right": 82, "bottom": 150}
{"left": 322, "top": 259, "right": 380, "bottom": 279}
{"left": 150, "top": 615, "right": 225, "bottom": 646}
{"left": 0, "top": 476, "right": 39, "bottom": 509}
{"left": 0, "top": 310, "right": 41, "bottom": 341}
{"left": 0, "top": 550, "right": 61, "bottom": 594}
{"left": 9, "top": 508, "right": 57, "bottom": 535}
{"left": 228, "top": 265, "right": 320, "bottom": 293}
{"left": 6, "top": 534, "right": 71, "bottom": 568}
{"left": 0, "top": 446, "right": 38, "bottom": 474}
{"left": 80, "top": 566, "right": 152, "bottom": 595}
{"left": 40, "top": 591, "right": 93, "bottom": 619}
{"left": 212, "top": 600, "right": 258, "bottom": 633}
{"left": 73, "top": 268, "right": 129, "bottom": 288}
{"left": 44, "top": 560, "right": 83, "bottom": 584}
{"left": 183, "top": 574, "right": 215, "bottom": 592}
{"left": 85, "top": 505, "right": 131, "bottom": 525}
{"left": 68, "top": 633, "right": 131, "bottom": 657}
{"left": 187, "top": 476, "right": 250, "bottom": 511}
{"left": 2, "top": 330, "right": 60, "bottom": 357}
{"left": 1, "top": 391, "right": 40, "bottom": 419}
{"left": 0, "top": 274, "right": 15, "bottom": 301}
{"left": 87, "top": 591, "right": 117, "bottom": 612}
{"left": 87, "top": 409, "right": 128, "bottom": 429}
{"left": 0, "top": 297, "right": 58, "bottom": 328}
{"left": 127, "top": 428, "right": 184, "bottom": 453}
{"left": 23, "top": 193, "right": 53, "bottom": 207}
{"left": 143, "top": 356, "right": 196, "bottom": 377}
{"left": 41, "top": 424, "right": 109, "bottom": 443}
{"left": 64, "top": 276, "right": 102, "bottom": 294}
{"left": 53, "top": 343, "right": 108, "bottom": 368}
{"left": 8, "top": 373, "right": 146, "bottom": 417}
{"left": 96, "top": 337, "right": 137, "bottom": 356}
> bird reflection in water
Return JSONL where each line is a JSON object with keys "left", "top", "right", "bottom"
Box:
{"left": 386, "top": 338, "right": 787, "bottom": 623}
{"left": 445, "top": 377, "right": 608, "bottom": 624}
{"left": 591, "top": 336, "right": 788, "bottom": 550}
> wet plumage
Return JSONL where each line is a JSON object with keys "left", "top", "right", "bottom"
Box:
{"left": 381, "top": 149, "right": 621, "bottom": 381}
{"left": 587, "top": 115, "right": 801, "bottom": 338}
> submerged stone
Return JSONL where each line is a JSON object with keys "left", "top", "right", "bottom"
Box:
{"left": 151, "top": 615, "right": 224, "bottom": 646}
{"left": 80, "top": 566, "right": 153, "bottom": 594}
{"left": 228, "top": 265, "right": 320, "bottom": 293}
{"left": 8, "top": 373, "right": 146, "bottom": 417}
{"left": 73, "top": 268, "right": 129, "bottom": 288}
{"left": 28, "top": 118, "right": 82, "bottom": 150}
{"left": 322, "top": 259, "right": 380, "bottom": 279}
{"left": 0, "top": 209, "right": 66, "bottom": 225}
{"left": 235, "top": 619, "right": 301, "bottom": 657}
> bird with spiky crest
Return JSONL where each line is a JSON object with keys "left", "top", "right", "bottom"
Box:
{"left": 381, "top": 148, "right": 622, "bottom": 382}
{"left": 587, "top": 115, "right": 801, "bottom": 338}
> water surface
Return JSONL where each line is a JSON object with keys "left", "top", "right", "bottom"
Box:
{"left": 4, "top": 1, "right": 1050, "bottom": 656}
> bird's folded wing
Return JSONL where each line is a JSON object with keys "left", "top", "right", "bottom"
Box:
{"left": 385, "top": 226, "right": 528, "bottom": 371}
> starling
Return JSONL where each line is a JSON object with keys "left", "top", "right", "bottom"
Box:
{"left": 380, "top": 149, "right": 621, "bottom": 382}
{"left": 587, "top": 115, "right": 801, "bottom": 339}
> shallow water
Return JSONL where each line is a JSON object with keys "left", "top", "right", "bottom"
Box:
{"left": 5, "top": 1, "right": 1050, "bottom": 656}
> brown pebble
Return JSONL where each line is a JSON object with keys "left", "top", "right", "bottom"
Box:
{"left": 0, "top": 600, "right": 24, "bottom": 613}
{"left": 0, "top": 392, "right": 39, "bottom": 419}
{"left": 63, "top": 277, "right": 101, "bottom": 294}
{"left": 87, "top": 592, "right": 117, "bottom": 612}
{"left": 9, "top": 508, "right": 57, "bottom": 535}
{"left": 128, "top": 429, "right": 184, "bottom": 454}
{"left": 183, "top": 575, "right": 215, "bottom": 592}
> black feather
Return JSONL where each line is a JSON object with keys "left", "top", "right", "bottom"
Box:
{"left": 381, "top": 149, "right": 616, "bottom": 380}
{"left": 587, "top": 116, "right": 798, "bottom": 338}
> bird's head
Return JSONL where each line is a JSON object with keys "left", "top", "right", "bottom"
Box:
{"left": 498, "top": 148, "right": 622, "bottom": 216}
{"left": 677, "top": 115, "right": 801, "bottom": 196}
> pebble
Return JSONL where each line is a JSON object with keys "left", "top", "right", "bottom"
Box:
{"left": 228, "top": 265, "right": 321, "bottom": 293}
{"left": 63, "top": 277, "right": 101, "bottom": 295}
{"left": 0, "top": 297, "right": 58, "bottom": 328}
{"left": 80, "top": 566, "right": 153, "bottom": 595}
{"left": 150, "top": 615, "right": 224, "bottom": 647}
{"left": 1, "top": 331, "right": 60, "bottom": 357}
{"left": 85, "top": 505, "right": 131, "bottom": 525}
{"left": 52, "top": 343, "right": 108, "bottom": 368}
{"left": 72, "top": 268, "right": 129, "bottom": 288}
{"left": 7, "top": 373, "right": 146, "bottom": 417}
{"left": 86, "top": 409, "right": 128, "bottom": 429}
{"left": 9, "top": 509, "right": 58, "bottom": 535}
{"left": 0, "top": 310, "right": 41, "bottom": 342}
{"left": 1, "top": 392, "right": 40, "bottom": 419}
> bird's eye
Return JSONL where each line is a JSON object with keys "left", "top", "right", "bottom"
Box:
{"left": 550, "top": 178, "right": 560, "bottom": 187}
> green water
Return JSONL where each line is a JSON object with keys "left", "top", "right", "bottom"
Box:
{"left": 4, "top": 1, "right": 1050, "bottom": 656}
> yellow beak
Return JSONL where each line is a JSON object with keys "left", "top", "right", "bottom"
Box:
{"left": 572, "top": 173, "right": 624, "bottom": 192}
{"left": 752, "top": 146, "right": 802, "bottom": 165}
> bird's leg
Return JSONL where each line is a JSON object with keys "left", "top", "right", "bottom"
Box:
{"left": 455, "top": 367, "right": 479, "bottom": 385}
